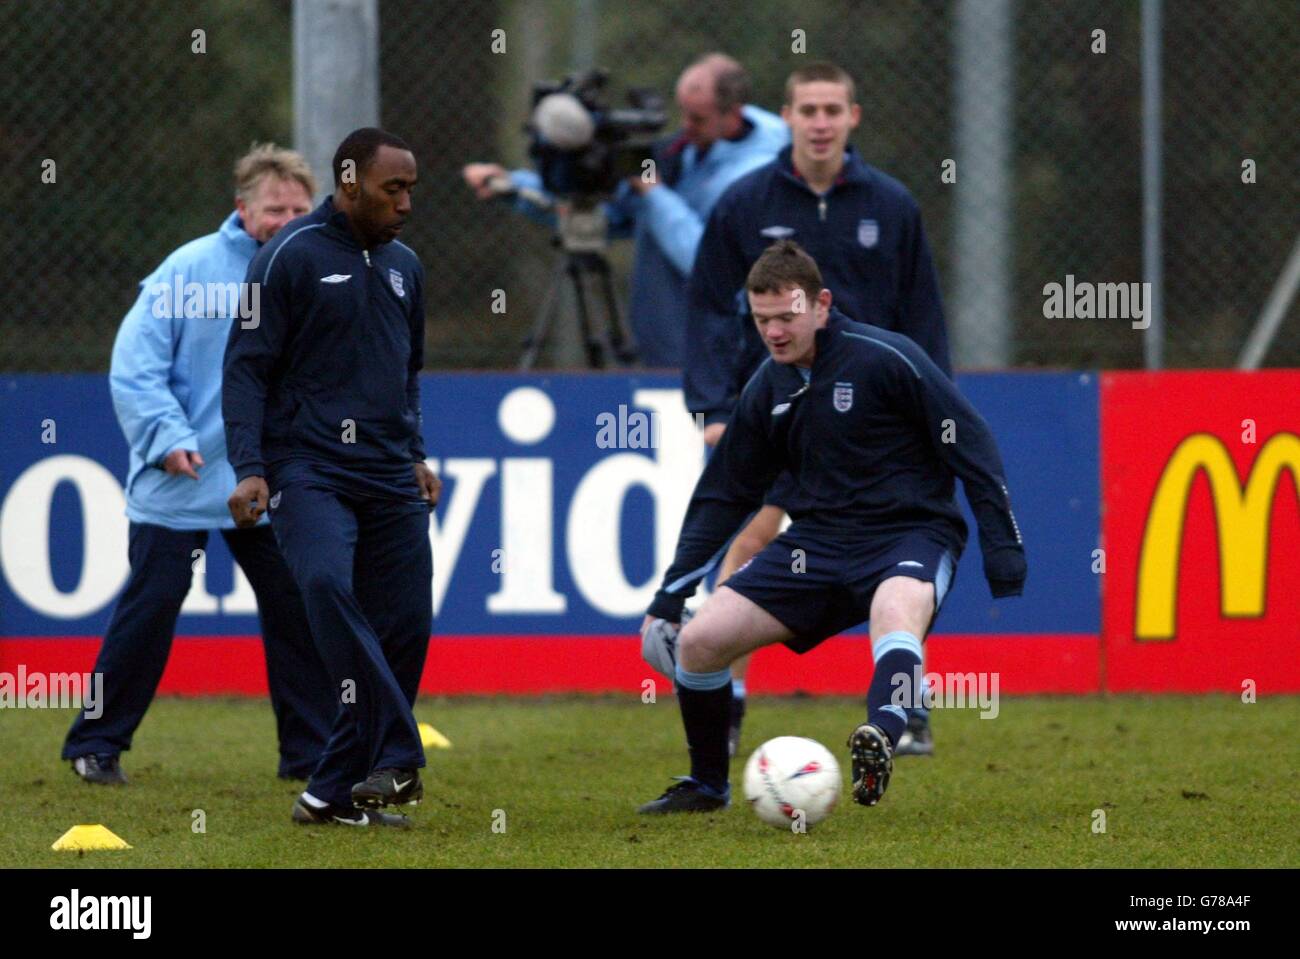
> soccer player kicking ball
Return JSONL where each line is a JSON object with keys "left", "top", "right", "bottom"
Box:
{"left": 224, "top": 129, "right": 438, "bottom": 828}
{"left": 638, "top": 240, "right": 1025, "bottom": 814}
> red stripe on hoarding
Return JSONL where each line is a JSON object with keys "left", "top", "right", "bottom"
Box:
{"left": 0, "top": 634, "right": 1098, "bottom": 695}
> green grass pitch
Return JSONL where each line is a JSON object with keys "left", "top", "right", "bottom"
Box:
{"left": 5, "top": 694, "right": 1298, "bottom": 868}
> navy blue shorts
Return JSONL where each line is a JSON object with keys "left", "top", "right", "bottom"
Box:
{"left": 724, "top": 527, "right": 958, "bottom": 654}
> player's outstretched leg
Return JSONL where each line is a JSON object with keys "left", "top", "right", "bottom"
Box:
{"left": 851, "top": 630, "right": 923, "bottom": 806}
{"left": 851, "top": 575, "right": 936, "bottom": 806}
{"left": 639, "top": 587, "right": 792, "bottom": 814}
{"left": 716, "top": 505, "right": 785, "bottom": 758}
{"left": 637, "top": 661, "right": 733, "bottom": 814}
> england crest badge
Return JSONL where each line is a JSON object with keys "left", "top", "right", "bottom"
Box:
{"left": 388, "top": 268, "right": 405, "bottom": 297}
{"left": 857, "top": 218, "right": 879, "bottom": 249}
{"left": 833, "top": 381, "right": 854, "bottom": 413}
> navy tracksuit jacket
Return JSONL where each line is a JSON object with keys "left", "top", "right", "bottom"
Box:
{"left": 648, "top": 309, "right": 1025, "bottom": 622}
{"left": 686, "top": 145, "right": 951, "bottom": 427}
{"left": 223, "top": 198, "right": 427, "bottom": 496}
{"left": 223, "top": 196, "right": 432, "bottom": 806}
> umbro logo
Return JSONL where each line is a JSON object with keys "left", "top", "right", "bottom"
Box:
{"left": 897, "top": 560, "right": 924, "bottom": 568}
{"left": 320, "top": 274, "right": 352, "bottom": 284}
{"left": 761, "top": 225, "right": 795, "bottom": 239}
{"left": 771, "top": 403, "right": 791, "bottom": 416}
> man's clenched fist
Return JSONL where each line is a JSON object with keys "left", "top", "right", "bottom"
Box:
{"left": 228, "top": 476, "right": 269, "bottom": 528}
{"left": 414, "top": 461, "right": 441, "bottom": 506}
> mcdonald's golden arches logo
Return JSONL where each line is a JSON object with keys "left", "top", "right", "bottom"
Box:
{"left": 1136, "top": 432, "right": 1300, "bottom": 640}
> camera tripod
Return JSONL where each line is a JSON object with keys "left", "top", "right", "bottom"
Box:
{"left": 519, "top": 202, "right": 639, "bottom": 370}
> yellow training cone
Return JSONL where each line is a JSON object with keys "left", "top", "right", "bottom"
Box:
{"left": 419, "top": 723, "right": 452, "bottom": 749}
{"left": 52, "top": 825, "right": 131, "bottom": 851}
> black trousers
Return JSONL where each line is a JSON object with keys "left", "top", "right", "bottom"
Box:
{"left": 62, "top": 523, "right": 337, "bottom": 778}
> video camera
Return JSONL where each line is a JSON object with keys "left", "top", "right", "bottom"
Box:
{"left": 527, "top": 69, "right": 667, "bottom": 199}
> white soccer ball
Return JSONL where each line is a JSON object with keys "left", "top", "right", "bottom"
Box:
{"left": 742, "top": 736, "right": 842, "bottom": 829}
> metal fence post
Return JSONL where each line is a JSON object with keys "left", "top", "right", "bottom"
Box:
{"left": 952, "top": 0, "right": 1013, "bottom": 369}
{"left": 294, "top": 0, "right": 380, "bottom": 202}
{"left": 1142, "top": 0, "right": 1164, "bottom": 369}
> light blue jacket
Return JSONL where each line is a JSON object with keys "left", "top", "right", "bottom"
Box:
{"left": 111, "top": 212, "right": 261, "bottom": 530}
{"left": 507, "top": 104, "right": 789, "bottom": 366}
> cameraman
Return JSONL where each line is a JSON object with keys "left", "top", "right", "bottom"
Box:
{"left": 462, "top": 53, "right": 787, "bottom": 368}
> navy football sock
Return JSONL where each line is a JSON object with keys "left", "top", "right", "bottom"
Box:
{"left": 675, "top": 665, "right": 732, "bottom": 792}
{"left": 868, "top": 632, "right": 924, "bottom": 748}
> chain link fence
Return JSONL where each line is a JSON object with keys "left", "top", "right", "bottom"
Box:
{"left": 0, "top": 0, "right": 294, "bottom": 373}
{"left": 3, "top": 0, "right": 1297, "bottom": 372}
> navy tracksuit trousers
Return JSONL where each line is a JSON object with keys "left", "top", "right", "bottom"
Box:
{"left": 267, "top": 482, "right": 431, "bottom": 808}
{"left": 62, "top": 523, "right": 336, "bottom": 778}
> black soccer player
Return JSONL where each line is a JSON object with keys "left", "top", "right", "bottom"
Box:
{"left": 223, "top": 128, "right": 440, "bottom": 827}
{"left": 638, "top": 241, "right": 1024, "bottom": 814}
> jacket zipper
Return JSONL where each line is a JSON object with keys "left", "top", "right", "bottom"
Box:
{"left": 363, "top": 249, "right": 372, "bottom": 267}
{"left": 817, "top": 195, "right": 827, "bottom": 222}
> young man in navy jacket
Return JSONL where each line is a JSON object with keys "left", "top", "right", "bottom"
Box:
{"left": 223, "top": 128, "right": 440, "bottom": 827}
{"left": 639, "top": 241, "right": 1024, "bottom": 814}
{"left": 685, "top": 62, "right": 951, "bottom": 756}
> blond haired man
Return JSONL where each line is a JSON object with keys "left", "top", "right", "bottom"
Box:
{"left": 63, "top": 145, "right": 337, "bottom": 786}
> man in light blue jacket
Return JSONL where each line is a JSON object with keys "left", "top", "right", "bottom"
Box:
{"left": 62, "top": 145, "right": 337, "bottom": 785}
{"left": 463, "top": 53, "right": 788, "bottom": 367}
